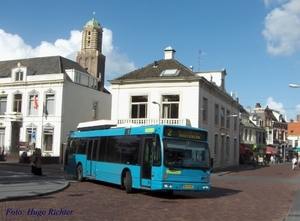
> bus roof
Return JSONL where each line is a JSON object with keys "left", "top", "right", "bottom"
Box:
{"left": 72, "top": 123, "right": 208, "bottom": 141}
{"left": 77, "top": 119, "right": 118, "bottom": 131}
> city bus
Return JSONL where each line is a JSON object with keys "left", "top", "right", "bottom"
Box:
{"left": 64, "top": 120, "right": 211, "bottom": 193}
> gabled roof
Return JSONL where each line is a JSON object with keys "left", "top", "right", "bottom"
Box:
{"left": 0, "top": 56, "right": 89, "bottom": 78}
{"left": 111, "top": 58, "right": 196, "bottom": 81}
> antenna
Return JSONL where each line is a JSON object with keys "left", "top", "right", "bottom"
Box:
{"left": 198, "top": 50, "right": 201, "bottom": 72}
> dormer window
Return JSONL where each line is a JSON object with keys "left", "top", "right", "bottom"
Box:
{"left": 160, "top": 69, "right": 180, "bottom": 76}
{"left": 15, "top": 71, "right": 23, "bottom": 81}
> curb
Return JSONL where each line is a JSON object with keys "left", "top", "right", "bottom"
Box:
{"left": 0, "top": 180, "right": 70, "bottom": 202}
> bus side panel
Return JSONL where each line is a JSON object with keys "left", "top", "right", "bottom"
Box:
{"left": 94, "top": 162, "right": 141, "bottom": 189}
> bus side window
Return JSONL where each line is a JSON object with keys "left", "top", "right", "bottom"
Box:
{"left": 152, "top": 139, "right": 161, "bottom": 166}
{"left": 77, "top": 139, "right": 87, "bottom": 154}
{"left": 92, "top": 139, "right": 99, "bottom": 161}
{"left": 68, "top": 138, "right": 76, "bottom": 154}
{"left": 99, "top": 137, "right": 107, "bottom": 161}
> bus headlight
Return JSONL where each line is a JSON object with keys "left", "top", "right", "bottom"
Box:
{"left": 163, "top": 184, "right": 173, "bottom": 188}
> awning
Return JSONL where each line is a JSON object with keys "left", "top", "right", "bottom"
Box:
{"left": 266, "top": 146, "right": 278, "bottom": 155}
{"left": 293, "top": 147, "right": 300, "bottom": 151}
{"left": 239, "top": 145, "right": 246, "bottom": 155}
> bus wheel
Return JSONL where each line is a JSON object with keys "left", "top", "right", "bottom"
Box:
{"left": 76, "top": 165, "right": 83, "bottom": 182}
{"left": 124, "top": 171, "right": 132, "bottom": 193}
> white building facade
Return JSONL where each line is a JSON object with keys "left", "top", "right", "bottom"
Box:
{"left": 109, "top": 47, "right": 241, "bottom": 170}
{"left": 0, "top": 17, "right": 111, "bottom": 160}
{"left": 0, "top": 57, "right": 111, "bottom": 158}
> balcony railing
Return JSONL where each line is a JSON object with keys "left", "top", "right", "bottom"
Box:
{"left": 4, "top": 112, "right": 23, "bottom": 121}
{"left": 117, "top": 118, "right": 191, "bottom": 126}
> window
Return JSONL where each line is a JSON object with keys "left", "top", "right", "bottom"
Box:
{"left": 226, "top": 110, "right": 230, "bottom": 128}
{"left": 160, "top": 69, "right": 180, "bottom": 76}
{"left": 45, "top": 94, "right": 55, "bottom": 115}
{"left": 68, "top": 138, "right": 79, "bottom": 154}
{"left": 44, "top": 134, "right": 53, "bottom": 151}
{"left": 43, "top": 126, "right": 54, "bottom": 152}
{"left": 221, "top": 107, "right": 225, "bottom": 127}
{"left": 226, "top": 136, "right": 230, "bottom": 162}
{"left": 15, "top": 71, "right": 23, "bottom": 81}
{"left": 29, "top": 95, "right": 38, "bottom": 115}
{"left": 131, "top": 96, "right": 148, "bottom": 118}
{"left": 99, "top": 135, "right": 141, "bottom": 165}
{"left": 26, "top": 127, "right": 36, "bottom": 144}
{"left": 77, "top": 139, "right": 87, "bottom": 154}
{"left": 202, "top": 97, "right": 208, "bottom": 122}
{"left": 13, "top": 94, "right": 22, "bottom": 112}
{"left": 214, "top": 104, "right": 219, "bottom": 125}
{"left": 0, "top": 128, "right": 4, "bottom": 148}
{"left": 244, "top": 129, "right": 248, "bottom": 141}
{"left": 162, "top": 95, "right": 179, "bottom": 119}
{"left": 0, "top": 96, "right": 7, "bottom": 115}
{"left": 214, "top": 134, "right": 218, "bottom": 162}
{"left": 234, "top": 116, "right": 238, "bottom": 131}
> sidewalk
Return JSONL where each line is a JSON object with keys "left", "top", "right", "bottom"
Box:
{"left": 0, "top": 162, "right": 71, "bottom": 202}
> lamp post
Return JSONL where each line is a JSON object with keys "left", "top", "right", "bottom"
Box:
{"left": 152, "top": 101, "right": 161, "bottom": 124}
{"left": 289, "top": 84, "right": 300, "bottom": 88}
{"left": 288, "top": 83, "right": 300, "bottom": 161}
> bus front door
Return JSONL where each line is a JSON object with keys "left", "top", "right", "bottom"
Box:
{"left": 86, "top": 139, "right": 98, "bottom": 178}
{"left": 141, "top": 138, "right": 152, "bottom": 188}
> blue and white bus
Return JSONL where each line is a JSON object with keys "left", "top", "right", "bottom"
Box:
{"left": 64, "top": 120, "right": 211, "bottom": 193}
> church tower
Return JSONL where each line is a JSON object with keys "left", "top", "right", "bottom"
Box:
{"left": 76, "top": 17, "right": 106, "bottom": 91}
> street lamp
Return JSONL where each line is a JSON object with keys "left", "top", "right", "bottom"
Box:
{"left": 289, "top": 84, "right": 300, "bottom": 88}
{"left": 152, "top": 101, "right": 161, "bottom": 124}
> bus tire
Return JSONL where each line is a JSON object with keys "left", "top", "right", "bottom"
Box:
{"left": 124, "top": 171, "right": 132, "bottom": 193}
{"left": 76, "top": 165, "right": 83, "bottom": 182}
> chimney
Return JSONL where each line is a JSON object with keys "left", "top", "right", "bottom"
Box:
{"left": 164, "top": 46, "right": 176, "bottom": 59}
{"left": 255, "top": 103, "right": 261, "bottom": 108}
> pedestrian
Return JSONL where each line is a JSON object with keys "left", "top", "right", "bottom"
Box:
{"left": 258, "top": 155, "right": 263, "bottom": 166}
{"left": 34, "top": 148, "right": 43, "bottom": 176}
{"left": 298, "top": 156, "right": 300, "bottom": 168}
{"left": 252, "top": 155, "right": 257, "bottom": 169}
{"left": 30, "top": 148, "right": 37, "bottom": 174}
{"left": 292, "top": 156, "right": 297, "bottom": 170}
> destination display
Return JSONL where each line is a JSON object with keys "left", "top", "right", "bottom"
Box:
{"left": 163, "top": 126, "right": 207, "bottom": 141}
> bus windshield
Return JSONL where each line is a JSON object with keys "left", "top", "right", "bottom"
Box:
{"left": 163, "top": 138, "right": 210, "bottom": 169}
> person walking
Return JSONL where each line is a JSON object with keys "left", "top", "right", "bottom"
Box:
{"left": 34, "top": 148, "right": 43, "bottom": 176}
{"left": 270, "top": 155, "right": 274, "bottom": 164}
{"left": 30, "top": 148, "right": 37, "bottom": 174}
{"left": 292, "top": 156, "right": 297, "bottom": 170}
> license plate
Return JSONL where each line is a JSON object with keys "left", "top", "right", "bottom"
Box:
{"left": 183, "top": 185, "right": 194, "bottom": 189}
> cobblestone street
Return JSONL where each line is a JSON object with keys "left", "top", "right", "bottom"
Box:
{"left": 1, "top": 163, "right": 299, "bottom": 221}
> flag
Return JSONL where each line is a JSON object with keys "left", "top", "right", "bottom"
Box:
{"left": 43, "top": 103, "right": 48, "bottom": 119}
{"left": 33, "top": 95, "right": 39, "bottom": 109}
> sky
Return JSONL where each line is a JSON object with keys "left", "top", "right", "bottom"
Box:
{"left": 1, "top": 0, "right": 300, "bottom": 121}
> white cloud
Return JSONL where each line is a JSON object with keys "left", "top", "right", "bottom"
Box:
{"left": 265, "top": 97, "right": 287, "bottom": 117}
{"left": 262, "top": 0, "right": 300, "bottom": 55}
{"left": 0, "top": 28, "right": 135, "bottom": 86}
{"left": 263, "top": 0, "right": 289, "bottom": 8}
